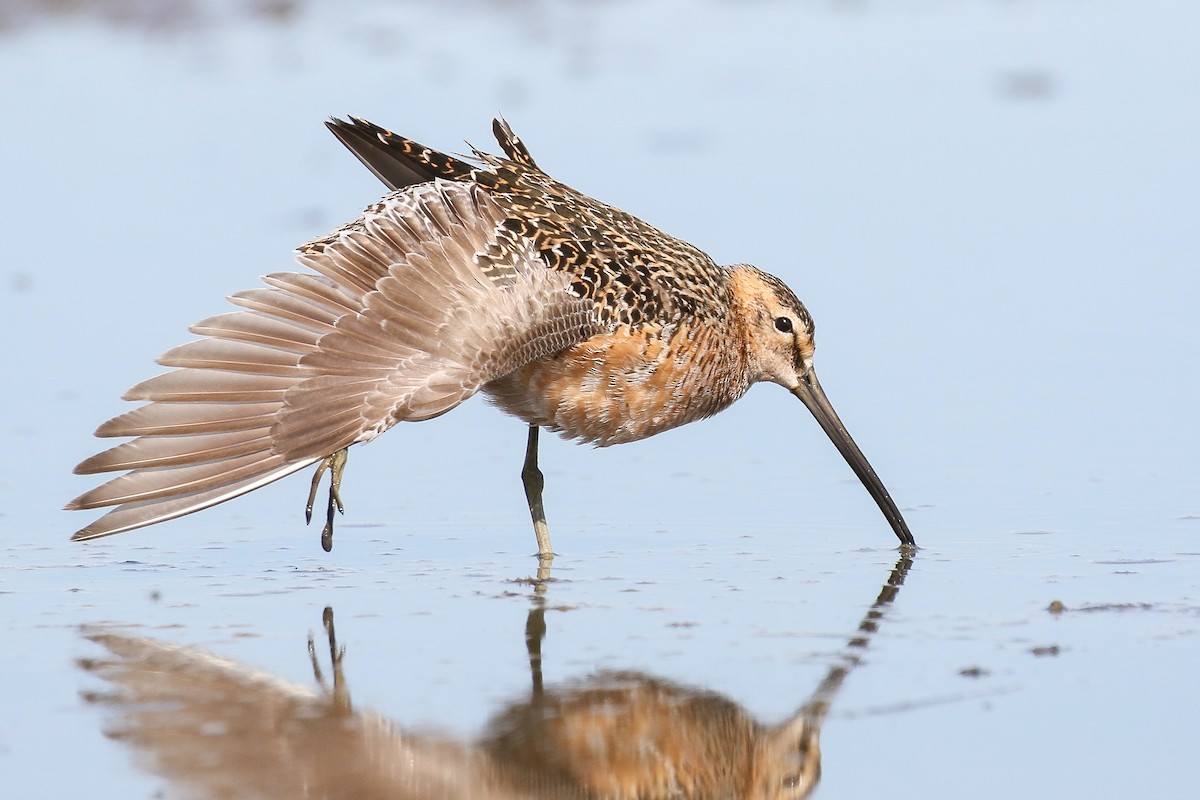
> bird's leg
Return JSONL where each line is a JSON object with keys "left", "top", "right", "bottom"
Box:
{"left": 305, "top": 455, "right": 334, "bottom": 522}
{"left": 521, "top": 425, "right": 554, "bottom": 559}
{"left": 305, "top": 449, "right": 348, "bottom": 553}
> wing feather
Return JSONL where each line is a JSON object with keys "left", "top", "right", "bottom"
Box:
{"left": 69, "top": 460, "right": 318, "bottom": 540}
{"left": 261, "top": 273, "right": 361, "bottom": 315}
{"left": 189, "top": 312, "right": 320, "bottom": 352}
{"left": 75, "top": 430, "right": 275, "bottom": 474}
{"left": 124, "top": 369, "right": 294, "bottom": 403}
{"left": 70, "top": 180, "right": 602, "bottom": 540}
{"left": 158, "top": 339, "right": 304, "bottom": 375}
{"left": 226, "top": 288, "right": 341, "bottom": 330}
{"left": 95, "top": 402, "right": 281, "bottom": 437}
{"left": 71, "top": 450, "right": 292, "bottom": 509}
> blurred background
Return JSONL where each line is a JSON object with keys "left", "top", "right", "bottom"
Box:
{"left": 2, "top": 1, "right": 1198, "bottom": 798}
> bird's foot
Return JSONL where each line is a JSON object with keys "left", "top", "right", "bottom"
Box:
{"left": 305, "top": 449, "right": 348, "bottom": 552}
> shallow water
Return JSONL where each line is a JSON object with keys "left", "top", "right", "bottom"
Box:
{"left": 3, "top": 1, "right": 1199, "bottom": 797}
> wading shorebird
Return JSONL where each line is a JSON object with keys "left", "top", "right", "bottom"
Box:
{"left": 67, "top": 117, "right": 914, "bottom": 553}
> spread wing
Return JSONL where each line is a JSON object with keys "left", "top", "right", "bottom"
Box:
{"left": 67, "top": 180, "right": 601, "bottom": 540}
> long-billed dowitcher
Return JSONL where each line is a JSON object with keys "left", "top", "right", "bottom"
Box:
{"left": 67, "top": 116, "right": 914, "bottom": 552}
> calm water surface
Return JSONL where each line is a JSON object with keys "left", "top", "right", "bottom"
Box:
{"left": 2, "top": 1, "right": 1198, "bottom": 798}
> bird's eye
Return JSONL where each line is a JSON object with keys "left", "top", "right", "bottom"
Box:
{"left": 774, "top": 316, "right": 793, "bottom": 333}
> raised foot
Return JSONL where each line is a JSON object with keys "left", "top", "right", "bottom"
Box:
{"left": 305, "top": 449, "right": 348, "bottom": 552}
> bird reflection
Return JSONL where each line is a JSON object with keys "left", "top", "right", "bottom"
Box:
{"left": 483, "top": 670, "right": 820, "bottom": 800}
{"left": 79, "top": 555, "right": 912, "bottom": 799}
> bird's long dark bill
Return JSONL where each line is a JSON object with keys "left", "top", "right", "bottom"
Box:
{"left": 791, "top": 371, "right": 915, "bottom": 546}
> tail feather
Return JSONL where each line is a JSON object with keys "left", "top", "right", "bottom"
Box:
{"left": 491, "top": 116, "right": 539, "bottom": 168}
{"left": 324, "top": 116, "right": 476, "bottom": 192}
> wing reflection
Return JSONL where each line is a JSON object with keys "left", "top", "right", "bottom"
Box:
{"left": 81, "top": 627, "right": 517, "bottom": 800}
{"left": 79, "top": 555, "right": 912, "bottom": 799}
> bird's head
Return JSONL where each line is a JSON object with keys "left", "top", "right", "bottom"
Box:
{"left": 730, "top": 265, "right": 817, "bottom": 390}
{"left": 730, "top": 265, "right": 914, "bottom": 547}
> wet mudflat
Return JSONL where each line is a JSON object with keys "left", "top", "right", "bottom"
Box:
{"left": 3, "top": 1, "right": 1199, "bottom": 798}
